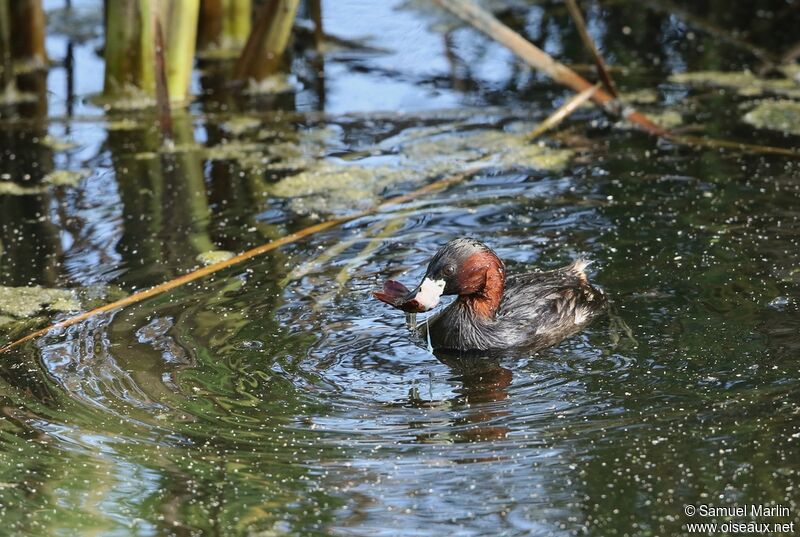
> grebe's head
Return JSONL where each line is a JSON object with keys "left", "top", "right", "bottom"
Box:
{"left": 373, "top": 238, "right": 505, "bottom": 313}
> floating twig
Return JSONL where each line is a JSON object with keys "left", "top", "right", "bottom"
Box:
{"left": 435, "top": 0, "right": 800, "bottom": 159}
{"left": 527, "top": 83, "right": 599, "bottom": 139}
{"left": 0, "top": 169, "right": 479, "bottom": 354}
{"left": 564, "top": 0, "right": 618, "bottom": 99}
{"left": 433, "top": 0, "right": 667, "bottom": 136}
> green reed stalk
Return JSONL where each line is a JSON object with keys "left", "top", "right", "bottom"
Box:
{"left": 104, "top": 0, "right": 156, "bottom": 100}
{"left": 234, "top": 0, "right": 299, "bottom": 82}
{"left": 198, "top": 0, "right": 252, "bottom": 57}
{"left": 160, "top": 0, "right": 199, "bottom": 103}
{"left": 104, "top": 0, "right": 198, "bottom": 106}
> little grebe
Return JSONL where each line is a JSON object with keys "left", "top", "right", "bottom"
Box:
{"left": 373, "top": 238, "right": 607, "bottom": 352}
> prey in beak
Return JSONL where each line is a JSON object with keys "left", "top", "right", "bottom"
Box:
{"left": 372, "top": 277, "right": 446, "bottom": 313}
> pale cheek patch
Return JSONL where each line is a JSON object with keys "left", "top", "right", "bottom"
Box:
{"left": 414, "top": 278, "right": 446, "bottom": 310}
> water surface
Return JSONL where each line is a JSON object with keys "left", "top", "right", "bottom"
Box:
{"left": 1, "top": 1, "right": 799, "bottom": 535}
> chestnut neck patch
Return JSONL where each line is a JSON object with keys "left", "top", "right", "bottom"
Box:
{"left": 458, "top": 251, "right": 505, "bottom": 318}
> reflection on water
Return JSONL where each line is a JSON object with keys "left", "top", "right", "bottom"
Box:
{"left": 0, "top": 0, "right": 799, "bottom": 535}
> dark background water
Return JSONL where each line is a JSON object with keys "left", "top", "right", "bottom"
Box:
{"left": 0, "top": 0, "right": 799, "bottom": 535}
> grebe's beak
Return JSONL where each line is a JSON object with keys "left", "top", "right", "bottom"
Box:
{"left": 373, "top": 277, "right": 446, "bottom": 313}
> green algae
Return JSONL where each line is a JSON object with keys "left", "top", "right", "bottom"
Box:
{"left": 204, "top": 141, "right": 267, "bottom": 162}
{"left": 0, "top": 182, "right": 44, "bottom": 195}
{"left": 196, "top": 250, "right": 236, "bottom": 266}
{"left": 270, "top": 163, "right": 407, "bottom": 214}
{"left": 91, "top": 83, "right": 169, "bottom": 111}
{"left": 0, "top": 86, "right": 37, "bottom": 106}
{"left": 0, "top": 170, "right": 88, "bottom": 194}
{"left": 616, "top": 110, "right": 683, "bottom": 131}
{"left": 243, "top": 75, "right": 294, "bottom": 95}
{"left": 105, "top": 118, "right": 143, "bottom": 131}
{"left": 620, "top": 89, "right": 660, "bottom": 105}
{"left": 399, "top": 128, "right": 573, "bottom": 172}
{"left": 669, "top": 70, "right": 800, "bottom": 98}
{"left": 742, "top": 100, "right": 800, "bottom": 136}
{"left": 221, "top": 117, "right": 262, "bottom": 136}
{"left": 268, "top": 126, "right": 573, "bottom": 214}
{"left": 0, "top": 286, "right": 80, "bottom": 319}
{"left": 43, "top": 169, "right": 89, "bottom": 187}
{"left": 40, "top": 135, "right": 78, "bottom": 152}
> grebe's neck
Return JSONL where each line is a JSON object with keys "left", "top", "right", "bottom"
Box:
{"left": 460, "top": 250, "right": 505, "bottom": 319}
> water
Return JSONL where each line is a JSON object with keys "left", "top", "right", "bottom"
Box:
{"left": 1, "top": 0, "right": 799, "bottom": 535}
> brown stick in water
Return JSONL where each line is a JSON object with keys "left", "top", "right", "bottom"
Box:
{"left": 564, "top": 0, "right": 619, "bottom": 99}
{"left": 433, "top": 0, "right": 666, "bottom": 137}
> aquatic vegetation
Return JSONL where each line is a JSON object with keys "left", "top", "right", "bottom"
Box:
{"left": 670, "top": 70, "right": 800, "bottom": 98}
{"left": 233, "top": 0, "right": 300, "bottom": 83}
{"left": 742, "top": 99, "right": 800, "bottom": 135}
{"left": 616, "top": 110, "right": 683, "bottom": 131}
{"left": 196, "top": 250, "right": 235, "bottom": 265}
{"left": 39, "top": 135, "right": 78, "bottom": 152}
{"left": 42, "top": 169, "right": 89, "bottom": 186}
{"left": 269, "top": 127, "right": 573, "bottom": 215}
{"left": 0, "top": 286, "right": 79, "bottom": 318}
{"left": 241, "top": 73, "right": 295, "bottom": 95}
{"left": 620, "top": 88, "right": 660, "bottom": 105}
{"left": 270, "top": 162, "right": 407, "bottom": 214}
{"left": 220, "top": 116, "right": 262, "bottom": 135}
{"left": 0, "top": 181, "right": 41, "bottom": 195}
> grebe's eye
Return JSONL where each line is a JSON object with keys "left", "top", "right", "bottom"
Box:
{"left": 443, "top": 264, "right": 456, "bottom": 277}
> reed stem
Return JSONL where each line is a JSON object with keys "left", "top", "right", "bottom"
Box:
{"left": 198, "top": 0, "right": 252, "bottom": 57}
{"left": 234, "top": 0, "right": 300, "bottom": 82}
{"left": 103, "top": 0, "right": 156, "bottom": 100}
{"left": 0, "top": 0, "right": 14, "bottom": 96}
{"left": 104, "top": 0, "right": 198, "bottom": 106}
{"left": 433, "top": 0, "right": 666, "bottom": 137}
{"left": 160, "top": 0, "right": 199, "bottom": 103}
{"left": 9, "top": 0, "right": 46, "bottom": 70}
